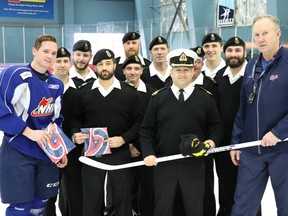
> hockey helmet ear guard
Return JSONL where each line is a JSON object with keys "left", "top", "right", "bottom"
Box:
{"left": 179, "top": 134, "right": 211, "bottom": 157}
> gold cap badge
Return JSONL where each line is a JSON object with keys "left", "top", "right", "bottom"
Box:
{"left": 211, "top": 34, "right": 215, "bottom": 41}
{"left": 106, "top": 50, "right": 112, "bottom": 57}
{"left": 179, "top": 53, "right": 187, "bottom": 62}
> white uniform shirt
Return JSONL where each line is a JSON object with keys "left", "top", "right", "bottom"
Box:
{"left": 148, "top": 63, "right": 172, "bottom": 82}
{"left": 222, "top": 61, "right": 247, "bottom": 84}
{"left": 202, "top": 58, "right": 226, "bottom": 78}
{"left": 69, "top": 65, "right": 97, "bottom": 81}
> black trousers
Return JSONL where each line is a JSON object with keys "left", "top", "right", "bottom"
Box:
{"left": 131, "top": 165, "right": 154, "bottom": 216}
{"left": 214, "top": 151, "right": 237, "bottom": 216}
{"left": 58, "top": 145, "right": 83, "bottom": 216}
{"left": 203, "top": 155, "right": 216, "bottom": 216}
{"left": 82, "top": 163, "right": 132, "bottom": 216}
{"left": 106, "top": 159, "right": 154, "bottom": 216}
{"left": 44, "top": 196, "right": 57, "bottom": 216}
{"left": 153, "top": 159, "right": 205, "bottom": 216}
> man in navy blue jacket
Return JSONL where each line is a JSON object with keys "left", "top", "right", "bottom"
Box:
{"left": 230, "top": 14, "right": 288, "bottom": 216}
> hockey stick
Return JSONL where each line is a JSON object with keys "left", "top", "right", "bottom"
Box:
{"left": 79, "top": 140, "right": 262, "bottom": 170}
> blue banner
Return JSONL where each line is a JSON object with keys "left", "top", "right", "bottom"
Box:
{"left": 0, "top": 0, "right": 54, "bottom": 19}
{"left": 217, "top": 0, "right": 234, "bottom": 27}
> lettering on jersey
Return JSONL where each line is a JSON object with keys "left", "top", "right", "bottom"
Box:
{"left": 31, "top": 97, "right": 54, "bottom": 117}
{"left": 20, "top": 71, "right": 32, "bottom": 80}
{"left": 81, "top": 127, "right": 111, "bottom": 157}
{"left": 48, "top": 84, "right": 60, "bottom": 89}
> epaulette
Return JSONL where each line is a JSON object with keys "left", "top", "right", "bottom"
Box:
{"left": 206, "top": 76, "right": 217, "bottom": 84}
{"left": 200, "top": 87, "right": 213, "bottom": 96}
{"left": 122, "top": 81, "right": 137, "bottom": 89}
{"left": 78, "top": 79, "right": 94, "bottom": 89}
{"left": 202, "top": 71, "right": 217, "bottom": 84}
{"left": 152, "top": 87, "right": 166, "bottom": 96}
{"left": 146, "top": 83, "right": 157, "bottom": 92}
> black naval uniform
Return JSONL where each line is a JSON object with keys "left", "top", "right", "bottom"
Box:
{"left": 44, "top": 79, "right": 83, "bottom": 216}
{"left": 213, "top": 66, "right": 242, "bottom": 216}
{"left": 71, "top": 80, "right": 145, "bottom": 216}
{"left": 58, "top": 80, "right": 83, "bottom": 216}
{"left": 71, "top": 75, "right": 97, "bottom": 87}
{"left": 140, "top": 86, "right": 223, "bottom": 216}
{"left": 131, "top": 81, "right": 156, "bottom": 216}
{"left": 194, "top": 71, "right": 218, "bottom": 216}
{"left": 141, "top": 67, "right": 172, "bottom": 90}
{"left": 200, "top": 72, "right": 218, "bottom": 99}
{"left": 114, "top": 56, "right": 151, "bottom": 81}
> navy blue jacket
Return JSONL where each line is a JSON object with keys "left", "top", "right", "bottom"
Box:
{"left": 232, "top": 46, "right": 288, "bottom": 153}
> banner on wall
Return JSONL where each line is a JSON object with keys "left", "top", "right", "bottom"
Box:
{"left": 0, "top": 0, "right": 53, "bottom": 19}
{"left": 217, "top": 0, "right": 234, "bottom": 27}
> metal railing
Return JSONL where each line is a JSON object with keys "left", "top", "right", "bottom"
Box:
{"left": 1, "top": 20, "right": 288, "bottom": 64}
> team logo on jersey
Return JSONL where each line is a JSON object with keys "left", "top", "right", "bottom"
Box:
{"left": 31, "top": 97, "right": 54, "bottom": 117}
{"left": 269, "top": 74, "right": 278, "bottom": 81}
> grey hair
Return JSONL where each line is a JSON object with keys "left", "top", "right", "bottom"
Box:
{"left": 252, "top": 14, "right": 280, "bottom": 30}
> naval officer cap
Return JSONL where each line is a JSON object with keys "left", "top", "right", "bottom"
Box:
{"left": 122, "top": 55, "right": 143, "bottom": 69}
{"left": 202, "top": 33, "right": 222, "bottom": 46}
{"left": 93, "top": 49, "right": 115, "bottom": 65}
{"left": 167, "top": 48, "right": 198, "bottom": 67}
{"left": 190, "top": 46, "right": 205, "bottom": 58}
{"left": 149, "top": 36, "right": 168, "bottom": 50}
{"left": 223, "top": 36, "right": 246, "bottom": 53}
{"left": 56, "top": 47, "right": 71, "bottom": 59}
{"left": 72, "top": 40, "right": 92, "bottom": 52}
{"left": 122, "top": 32, "right": 141, "bottom": 44}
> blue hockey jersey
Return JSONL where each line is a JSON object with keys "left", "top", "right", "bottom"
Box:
{"left": 0, "top": 64, "right": 64, "bottom": 159}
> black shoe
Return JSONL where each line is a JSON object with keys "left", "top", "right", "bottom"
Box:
{"left": 103, "top": 207, "right": 115, "bottom": 216}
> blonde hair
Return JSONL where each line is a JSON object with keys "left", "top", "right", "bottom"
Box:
{"left": 252, "top": 14, "right": 280, "bottom": 30}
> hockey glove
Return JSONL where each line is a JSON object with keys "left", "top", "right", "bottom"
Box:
{"left": 179, "top": 134, "right": 211, "bottom": 157}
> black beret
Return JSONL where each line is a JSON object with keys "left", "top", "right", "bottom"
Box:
{"left": 223, "top": 36, "right": 246, "bottom": 53}
{"left": 56, "top": 47, "right": 71, "bottom": 59}
{"left": 122, "top": 55, "right": 143, "bottom": 69}
{"left": 72, "top": 40, "right": 91, "bottom": 52}
{"left": 93, "top": 49, "right": 115, "bottom": 65}
{"left": 179, "top": 134, "right": 211, "bottom": 157}
{"left": 122, "top": 32, "right": 140, "bottom": 44}
{"left": 190, "top": 46, "right": 205, "bottom": 58}
{"left": 202, "top": 33, "right": 222, "bottom": 46}
{"left": 149, "top": 36, "right": 168, "bottom": 50}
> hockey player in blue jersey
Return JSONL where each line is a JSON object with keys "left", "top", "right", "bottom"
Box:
{"left": 0, "top": 34, "right": 68, "bottom": 216}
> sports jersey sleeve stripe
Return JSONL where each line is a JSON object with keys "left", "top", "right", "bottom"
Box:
{"left": 0, "top": 68, "right": 28, "bottom": 135}
{"left": 52, "top": 95, "right": 63, "bottom": 126}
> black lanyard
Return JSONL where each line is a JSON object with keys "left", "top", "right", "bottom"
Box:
{"left": 248, "top": 56, "right": 275, "bottom": 104}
